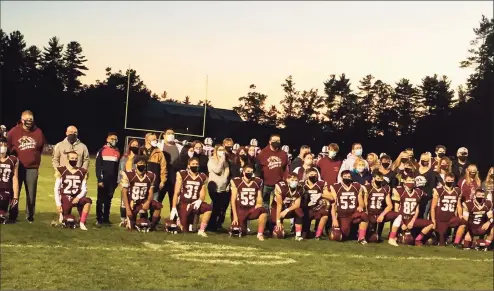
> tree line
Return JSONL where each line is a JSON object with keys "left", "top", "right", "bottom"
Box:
{"left": 0, "top": 15, "right": 492, "bottom": 173}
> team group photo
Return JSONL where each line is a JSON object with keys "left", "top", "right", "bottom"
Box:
{"left": 1, "top": 1, "right": 493, "bottom": 290}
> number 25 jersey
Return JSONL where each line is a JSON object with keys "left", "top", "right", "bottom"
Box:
{"left": 121, "top": 170, "right": 156, "bottom": 204}
{"left": 56, "top": 166, "right": 87, "bottom": 197}
{"left": 178, "top": 170, "right": 208, "bottom": 204}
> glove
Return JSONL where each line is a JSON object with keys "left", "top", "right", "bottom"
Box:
{"left": 192, "top": 199, "right": 202, "bottom": 210}
{"left": 170, "top": 208, "right": 178, "bottom": 220}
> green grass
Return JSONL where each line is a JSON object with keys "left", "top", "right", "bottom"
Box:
{"left": 1, "top": 156, "right": 493, "bottom": 290}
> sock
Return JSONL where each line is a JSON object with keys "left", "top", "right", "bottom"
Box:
{"left": 389, "top": 231, "right": 397, "bottom": 239}
{"left": 415, "top": 233, "right": 424, "bottom": 241}
{"left": 358, "top": 229, "right": 366, "bottom": 241}
{"left": 486, "top": 240, "right": 492, "bottom": 246}
{"left": 295, "top": 225, "right": 302, "bottom": 237}
{"left": 120, "top": 208, "right": 126, "bottom": 220}
{"left": 454, "top": 233, "right": 463, "bottom": 244}
{"left": 200, "top": 222, "right": 207, "bottom": 231}
{"left": 315, "top": 224, "right": 324, "bottom": 238}
{"left": 80, "top": 212, "right": 88, "bottom": 224}
{"left": 258, "top": 222, "right": 265, "bottom": 235}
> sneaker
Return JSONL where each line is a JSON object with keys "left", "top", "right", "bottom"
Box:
{"left": 415, "top": 241, "right": 424, "bottom": 247}
{"left": 80, "top": 222, "right": 88, "bottom": 231}
{"left": 103, "top": 220, "right": 112, "bottom": 226}
{"left": 295, "top": 236, "right": 303, "bottom": 241}
{"left": 119, "top": 221, "right": 126, "bottom": 228}
{"left": 388, "top": 239, "right": 399, "bottom": 247}
{"left": 453, "top": 243, "right": 463, "bottom": 250}
{"left": 197, "top": 230, "right": 208, "bottom": 237}
{"left": 27, "top": 217, "right": 34, "bottom": 223}
{"left": 358, "top": 239, "right": 368, "bottom": 245}
{"left": 257, "top": 234, "right": 264, "bottom": 241}
{"left": 314, "top": 237, "right": 320, "bottom": 241}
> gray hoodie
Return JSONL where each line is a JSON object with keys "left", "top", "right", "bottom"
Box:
{"left": 52, "top": 138, "right": 90, "bottom": 170}
{"left": 337, "top": 152, "right": 369, "bottom": 183}
{"left": 207, "top": 156, "right": 230, "bottom": 193}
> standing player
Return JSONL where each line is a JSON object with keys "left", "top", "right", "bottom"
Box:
{"left": 363, "top": 172, "right": 397, "bottom": 242}
{"left": 302, "top": 168, "right": 333, "bottom": 240}
{"left": 54, "top": 151, "right": 92, "bottom": 230}
{"left": 330, "top": 170, "right": 369, "bottom": 244}
{"left": 171, "top": 157, "right": 211, "bottom": 237}
{"left": 271, "top": 173, "right": 304, "bottom": 240}
{"left": 120, "top": 155, "right": 162, "bottom": 231}
{"left": 230, "top": 164, "right": 268, "bottom": 241}
{"left": 431, "top": 172, "right": 467, "bottom": 246}
{"left": 388, "top": 176, "right": 434, "bottom": 246}
{"left": 0, "top": 136, "right": 19, "bottom": 223}
{"left": 462, "top": 189, "right": 493, "bottom": 250}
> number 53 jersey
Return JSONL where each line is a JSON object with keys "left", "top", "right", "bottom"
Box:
{"left": 120, "top": 170, "right": 156, "bottom": 204}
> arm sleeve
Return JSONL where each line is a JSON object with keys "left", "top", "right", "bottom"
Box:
{"left": 160, "top": 152, "right": 167, "bottom": 183}
{"left": 95, "top": 149, "right": 103, "bottom": 182}
{"left": 208, "top": 157, "right": 223, "bottom": 175}
{"left": 52, "top": 143, "right": 61, "bottom": 169}
{"left": 54, "top": 177, "right": 62, "bottom": 206}
{"left": 76, "top": 177, "right": 88, "bottom": 199}
{"left": 82, "top": 145, "right": 90, "bottom": 170}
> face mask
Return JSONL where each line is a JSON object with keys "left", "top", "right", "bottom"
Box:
{"left": 136, "top": 164, "right": 146, "bottom": 172}
{"left": 342, "top": 178, "right": 352, "bottom": 185}
{"left": 469, "top": 171, "right": 477, "bottom": 177}
{"left": 381, "top": 162, "right": 390, "bottom": 169}
{"left": 248, "top": 152, "right": 255, "bottom": 157}
{"left": 244, "top": 172, "right": 253, "bottom": 180}
{"left": 271, "top": 141, "right": 281, "bottom": 150}
{"left": 328, "top": 151, "right": 336, "bottom": 159}
{"left": 217, "top": 151, "right": 225, "bottom": 158}
{"left": 188, "top": 151, "right": 194, "bottom": 158}
{"left": 476, "top": 197, "right": 485, "bottom": 204}
{"left": 0, "top": 146, "right": 7, "bottom": 154}
{"left": 150, "top": 140, "right": 158, "bottom": 148}
{"left": 354, "top": 149, "right": 362, "bottom": 157}
{"left": 289, "top": 181, "right": 298, "bottom": 189}
{"left": 108, "top": 140, "right": 117, "bottom": 148}
{"left": 23, "top": 120, "right": 33, "bottom": 129}
{"left": 356, "top": 167, "right": 365, "bottom": 173}
{"left": 401, "top": 158, "right": 409, "bottom": 164}
{"left": 445, "top": 181, "right": 454, "bottom": 188}
{"left": 194, "top": 149, "right": 201, "bottom": 155}
{"left": 420, "top": 161, "right": 429, "bottom": 167}
{"left": 240, "top": 154, "right": 248, "bottom": 161}
{"left": 224, "top": 146, "right": 232, "bottom": 153}
{"left": 458, "top": 155, "right": 468, "bottom": 162}
{"left": 490, "top": 174, "right": 494, "bottom": 179}
{"left": 129, "top": 146, "right": 139, "bottom": 155}
{"left": 405, "top": 168, "right": 413, "bottom": 173}
{"left": 440, "top": 165, "right": 449, "bottom": 170}
{"left": 375, "top": 181, "right": 383, "bottom": 188}
{"left": 67, "top": 134, "right": 77, "bottom": 144}
{"left": 437, "top": 152, "right": 445, "bottom": 158}
{"left": 308, "top": 176, "right": 318, "bottom": 183}
{"left": 166, "top": 135, "right": 175, "bottom": 142}
{"left": 68, "top": 160, "right": 78, "bottom": 168}
{"left": 404, "top": 182, "right": 415, "bottom": 189}
{"left": 189, "top": 166, "right": 199, "bottom": 173}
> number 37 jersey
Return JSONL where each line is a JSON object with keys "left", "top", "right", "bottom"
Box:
{"left": 121, "top": 170, "right": 156, "bottom": 203}
{"left": 178, "top": 170, "right": 208, "bottom": 204}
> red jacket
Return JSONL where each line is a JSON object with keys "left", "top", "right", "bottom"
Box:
{"left": 257, "top": 146, "right": 288, "bottom": 186}
{"left": 7, "top": 122, "right": 46, "bottom": 169}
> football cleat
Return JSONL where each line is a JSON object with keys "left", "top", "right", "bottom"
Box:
{"left": 164, "top": 219, "right": 179, "bottom": 234}
{"left": 257, "top": 233, "right": 265, "bottom": 241}
{"left": 197, "top": 230, "right": 208, "bottom": 237}
{"left": 295, "top": 236, "right": 303, "bottom": 241}
{"left": 135, "top": 218, "right": 151, "bottom": 233}
{"left": 0, "top": 211, "right": 7, "bottom": 224}
{"left": 358, "top": 239, "right": 368, "bottom": 245}
{"left": 79, "top": 222, "right": 88, "bottom": 231}
{"left": 272, "top": 225, "right": 285, "bottom": 239}
{"left": 330, "top": 228, "right": 343, "bottom": 241}
{"left": 62, "top": 215, "right": 77, "bottom": 229}
{"left": 388, "top": 239, "right": 399, "bottom": 247}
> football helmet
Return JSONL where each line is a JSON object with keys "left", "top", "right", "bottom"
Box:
{"left": 62, "top": 214, "right": 77, "bottom": 229}
{"left": 321, "top": 146, "right": 329, "bottom": 155}
{"left": 164, "top": 219, "right": 179, "bottom": 234}
{"left": 402, "top": 231, "right": 415, "bottom": 245}
{"left": 229, "top": 223, "right": 242, "bottom": 238}
{"left": 272, "top": 225, "right": 285, "bottom": 239}
{"left": 368, "top": 233, "right": 379, "bottom": 243}
{"left": 414, "top": 176, "right": 427, "bottom": 188}
{"left": 0, "top": 211, "right": 7, "bottom": 224}
{"left": 330, "top": 228, "right": 343, "bottom": 241}
{"left": 135, "top": 218, "right": 151, "bottom": 233}
{"left": 204, "top": 137, "right": 213, "bottom": 146}
{"left": 250, "top": 139, "right": 258, "bottom": 147}
{"left": 233, "top": 143, "right": 240, "bottom": 151}
{"left": 281, "top": 145, "right": 290, "bottom": 153}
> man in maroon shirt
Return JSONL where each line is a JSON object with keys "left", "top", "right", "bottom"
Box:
{"left": 256, "top": 134, "right": 288, "bottom": 231}
{"left": 7, "top": 110, "right": 46, "bottom": 223}
{"left": 317, "top": 143, "right": 342, "bottom": 185}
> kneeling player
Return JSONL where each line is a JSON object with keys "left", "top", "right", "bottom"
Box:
{"left": 330, "top": 170, "right": 368, "bottom": 244}
{"left": 431, "top": 172, "right": 467, "bottom": 246}
{"left": 0, "top": 136, "right": 19, "bottom": 223}
{"left": 230, "top": 164, "right": 268, "bottom": 241}
{"left": 364, "top": 172, "right": 398, "bottom": 242}
{"left": 271, "top": 173, "right": 304, "bottom": 240}
{"left": 388, "top": 176, "right": 433, "bottom": 246}
{"left": 54, "top": 151, "right": 92, "bottom": 230}
{"left": 302, "top": 168, "right": 333, "bottom": 240}
{"left": 462, "top": 189, "right": 493, "bottom": 250}
{"left": 121, "top": 155, "right": 162, "bottom": 231}
{"left": 171, "top": 157, "right": 211, "bottom": 237}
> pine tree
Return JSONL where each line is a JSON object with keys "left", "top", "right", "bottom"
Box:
{"left": 280, "top": 75, "right": 300, "bottom": 122}
{"left": 183, "top": 96, "right": 191, "bottom": 105}
{"left": 297, "top": 89, "right": 324, "bottom": 124}
{"left": 233, "top": 84, "right": 268, "bottom": 123}
{"left": 419, "top": 74, "right": 454, "bottom": 116}
{"left": 393, "top": 79, "right": 420, "bottom": 135}
{"left": 263, "top": 105, "right": 280, "bottom": 127}
{"left": 63, "top": 41, "right": 88, "bottom": 94}
{"left": 41, "top": 36, "right": 65, "bottom": 92}
{"left": 24, "top": 45, "right": 42, "bottom": 88}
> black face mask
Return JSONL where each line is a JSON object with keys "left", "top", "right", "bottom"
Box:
{"left": 401, "top": 158, "right": 409, "bottom": 164}
{"left": 67, "top": 134, "right": 77, "bottom": 144}
{"left": 458, "top": 156, "right": 468, "bottom": 162}
{"left": 375, "top": 181, "right": 383, "bottom": 188}
{"left": 240, "top": 154, "right": 248, "bottom": 161}
{"left": 23, "top": 120, "right": 33, "bottom": 129}
{"left": 420, "top": 161, "right": 429, "bottom": 167}
{"left": 342, "top": 178, "right": 352, "bottom": 185}
{"left": 405, "top": 168, "right": 413, "bottom": 173}
{"left": 437, "top": 153, "right": 445, "bottom": 158}
{"left": 136, "top": 165, "right": 146, "bottom": 172}
{"left": 244, "top": 172, "right": 253, "bottom": 180}
{"left": 445, "top": 181, "right": 455, "bottom": 188}
{"left": 68, "top": 160, "right": 77, "bottom": 168}
{"left": 189, "top": 166, "right": 199, "bottom": 173}
{"left": 381, "top": 162, "right": 390, "bottom": 169}
{"left": 476, "top": 197, "right": 485, "bottom": 204}
{"left": 271, "top": 141, "right": 281, "bottom": 150}
{"left": 308, "top": 176, "right": 318, "bottom": 183}
{"left": 225, "top": 146, "right": 233, "bottom": 153}
{"left": 130, "top": 146, "right": 139, "bottom": 155}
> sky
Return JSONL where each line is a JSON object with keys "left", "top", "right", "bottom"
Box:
{"left": 1, "top": 1, "right": 493, "bottom": 109}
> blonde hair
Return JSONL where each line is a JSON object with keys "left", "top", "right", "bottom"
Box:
{"left": 436, "top": 157, "right": 452, "bottom": 173}
{"left": 485, "top": 166, "right": 494, "bottom": 190}
{"left": 391, "top": 151, "right": 408, "bottom": 171}
{"left": 353, "top": 158, "right": 366, "bottom": 169}
{"left": 464, "top": 164, "right": 481, "bottom": 187}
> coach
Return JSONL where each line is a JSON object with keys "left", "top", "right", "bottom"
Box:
{"left": 7, "top": 110, "right": 45, "bottom": 223}
{"left": 52, "top": 125, "right": 90, "bottom": 170}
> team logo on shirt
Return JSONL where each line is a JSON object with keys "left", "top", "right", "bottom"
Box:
{"left": 267, "top": 156, "right": 282, "bottom": 170}
{"left": 17, "top": 136, "right": 37, "bottom": 151}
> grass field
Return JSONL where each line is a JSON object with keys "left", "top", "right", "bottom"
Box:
{"left": 1, "top": 156, "right": 493, "bottom": 290}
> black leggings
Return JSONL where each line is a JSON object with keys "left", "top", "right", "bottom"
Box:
{"left": 208, "top": 191, "right": 231, "bottom": 230}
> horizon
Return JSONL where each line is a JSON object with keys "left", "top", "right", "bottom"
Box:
{"left": 1, "top": 1, "right": 492, "bottom": 109}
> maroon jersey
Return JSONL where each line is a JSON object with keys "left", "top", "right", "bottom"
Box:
{"left": 232, "top": 177, "right": 263, "bottom": 209}
{"left": 178, "top": 170, "right": 208, "bottom": 204}
{"left": 0, "top": 155, "right": 17, "bottom": 192}
{"left": 57, "top": 166, "right": 87, "bottom": 197}
{"left": 122, "top": 170, "right": 155, "bottom": 204}
{"left": 459, "top": 179, "right": 479, "bottom": 202}
{"left": 434, "top": 186, "right": 461, "bottom": 222}
{"left": 303, "top": 180, "right": 328, "bottom": 211}
{"left": 365, "top": 184, "right": 390, "bottom": 215}
{"left": 333, "top": 182, "right": 361, "bottom": 217}
{"left": 393, "top": 186, "right": 424, "bottom": 220}
{"left": 271, "top": 181, "right": 302, "bottom": 209}
{"left": 464, "top": 200, "right": 493, "bottom": 227}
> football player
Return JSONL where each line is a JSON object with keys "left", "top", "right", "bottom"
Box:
{"left": 54, "top": 151, "right": 92, "bottom": 230}
{"left": 330, "top": 170, "right": 369, "bottom": 244}
{"left": 171, "top": 157, "right": 211, "bottom": 237}
{"left": 363, "top": 172, "right": 398, "bottom": 242}
{"left": 230, "top": 164, "right": 268, "bottom": 241}
{"left": 431, "top": 172, "right": 467, "bottom": 246}
{"left": 0, "top": 136, "right": 19, "bottom": 223}
{"left": 388, "top": 176, "right": 433, "bottom": 246}
{"left": 120, "top": 155, "right": 162, "bottom": 231}
{"left": 203, "top": 137, "right": 214, "bottom": 157}
{"left": 302, "top": 168, "right": 333, "bottom": 240}
{"left": 462, "top": 189, "right": 493, "bottom": 250}
{"left": 271, "top": 173, "right": 304, "bottom": 240}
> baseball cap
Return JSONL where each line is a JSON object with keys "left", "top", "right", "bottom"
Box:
{"left": 457, "top": 147, "right": 468, "bottom": 155}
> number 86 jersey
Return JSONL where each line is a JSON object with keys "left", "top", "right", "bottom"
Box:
{"left": 120, "top": 170, "right": 156, "bottom": 204}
